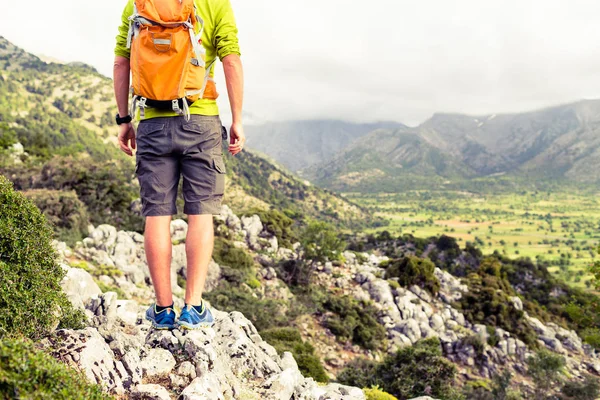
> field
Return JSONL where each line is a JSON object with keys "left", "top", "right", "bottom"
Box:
{"left": 346, "top": 190, "right": 600, "bottom": 290}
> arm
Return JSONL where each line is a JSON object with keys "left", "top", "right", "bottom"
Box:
{"left": 113, "top": 55, "right": 136, "bottom": 156}
{"left": 222, "top": 54, "right": 244, "bottom": 156}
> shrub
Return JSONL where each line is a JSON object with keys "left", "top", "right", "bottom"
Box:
{"left": 527, "top": 349, "right": 566, "bottom": 396}
{"left": 321, "top": 294, "right": 387, "bottom": 351}
{"left": 0, "top": 336, "right": 111, "bottom": 399}
{"left": 213, "top": 237, "right": 256, "bottom": 271}
{"left": 301, "top": 221, "right": 346, "bottom": 262}
{"left": 244, "top": 208, "right": 298, "bottom": 248}
{"left": 3, "top": 156, "right": 142, "bottom": 232}
{"left": 260, "top": 327, "right": 329, "bottom": 383}
{"left": 363, "top": 386, "right": 398, "bottom": 400}
{"left": 384, "top": 256, "right": 440, "bottom": 295}
{"left": 338, "top": 337, "right": 460, "bottom": 400}
{"left": 23, "top": 189, "right": 89, "bottom": 244}
{"left": 458, "top": 258, "right": 538, "bottom": 348}
{"left": 337, "top": 357, "right": 380, "bottom": 389}
{"left": 561, "top": 375, "right": 600, "bottom": 400}
{"left": 277, "top": 259, "right": 313, "bottom": 287}
{"left": 463, "top": 370, "right": 521, "bottom": 400}
{"left": 0, "top": 176, "right": 85, "bottom": 339}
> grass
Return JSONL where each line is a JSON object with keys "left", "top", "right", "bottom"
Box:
{"left": 348, "top": 190, "right": 600, "bottom": 291}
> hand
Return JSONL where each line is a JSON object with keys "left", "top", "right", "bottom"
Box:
{"left": 118, "top": 122, "right": 136, "bottom": 156}
{"left": 228, "top": 122, "right": 245, "bottom": 156}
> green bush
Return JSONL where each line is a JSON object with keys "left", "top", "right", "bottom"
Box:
{"left": 527, "top": 349, "right": 566, "bottom": 396}
{"left": 457, "top": 258, "right": 538, "bottom": 348}
{"left": 462, "top": 370, "right": 521, "bottom": 400}
{"left": 384, "top": 256, "right": 440, "bottom": 295}
{"left": 244, "top": 208, "right": 298, "bottom": 248}
{"left": 23, "top": 189, "right": 89, "bottom": 244}
{"left": 3, "top": 156, "right": 142, "bottom": 232}
{"left": 321, "top": 294, "right": 387, "bottom": 351}
{"left": 260, "top": 327, "right": 329, "bottom": 383}
{"left": 0, "top": 336, "right": 111, "bottom": 399}
{"left": 301, "top": 221, "right": 346, "bottom": 262}
{"left": 338, "top": 337, "right": 460, "bottom": 400}
{"left": 0, "top": 175, "right": 85, "bottom": 339}
{"left": 277, "top": 259, "right": 313, "bottom": 287}
{"left": 213, "top": 237, "right": 256, "bottom": 272}
{"left": 580, "top": 328, "right": 600, "bottom": 349}
{"left": 363, "top": 386, "right": 398, "bottom": 400}
{"left": 561, "top": 375, "right": 600, "bottom": 400}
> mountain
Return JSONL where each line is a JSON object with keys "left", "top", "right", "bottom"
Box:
{"left": 0, "top": 37, "right": 374, "bottom": 235}
{"left": 245, "top": 120, "right": 406, "bottom": 172}
{"left": 303, "top": 100, "right": 600, "bottom": 191}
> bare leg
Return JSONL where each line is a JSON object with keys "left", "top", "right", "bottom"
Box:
{"left": 144, "top": 216, "right": 173, "bottom": 307}
{"left": 184, "top": 214, "right": 214, "bottom": 305}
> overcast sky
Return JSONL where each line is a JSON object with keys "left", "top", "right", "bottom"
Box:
{"left": 2, "top": 0, "right": 600, "bottom": 126}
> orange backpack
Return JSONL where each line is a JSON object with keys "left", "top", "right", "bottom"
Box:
{"left": 126, "top": 0, "right": 215, "bottom": 119}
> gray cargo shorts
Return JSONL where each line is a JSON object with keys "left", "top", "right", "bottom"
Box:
{"left": 135, "top": 115, "right": 226, "bottom": 216}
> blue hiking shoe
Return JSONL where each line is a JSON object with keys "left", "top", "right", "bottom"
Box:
{"left": 145, "top": 304, "right": 177, "bottom": 330}
{"left": 177, "top": 302, "right": 214, "bottom": 330}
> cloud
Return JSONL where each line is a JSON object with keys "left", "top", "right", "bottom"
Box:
{"left": 2, "top": 0, "right": 600, "bottom": 125}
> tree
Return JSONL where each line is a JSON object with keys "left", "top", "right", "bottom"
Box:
{"left": 301, "top": 220, "right": 345, "bottom": 262}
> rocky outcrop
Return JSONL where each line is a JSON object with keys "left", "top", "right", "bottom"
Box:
{"left": 312, "top": 250, "right": 599, "bottom": 381}
{"left": 53, "top": 205, "right": 599, "bottom": 397}
{"left": 43, "top": 293, "right": 367, "bottom": 399}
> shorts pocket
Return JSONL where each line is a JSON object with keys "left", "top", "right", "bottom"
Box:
{"left": 213, "top": 156, "right": 226, "bottom": 195}
{"left": 137, "top": 122, "right": 164, "bottom": 136}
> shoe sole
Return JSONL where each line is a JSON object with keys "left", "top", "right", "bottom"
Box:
{"left": 177, "top": 321, "right": 213, "bottom": 330}
{"left": 145, "top": 315, "right": 176, "bottom": 330}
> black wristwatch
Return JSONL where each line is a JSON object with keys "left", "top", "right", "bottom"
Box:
{"left": 115, "top": 113, "right": 132, "bottom": 125}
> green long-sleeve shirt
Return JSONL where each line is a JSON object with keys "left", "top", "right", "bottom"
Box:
{"left": 114, "top": 0, "right": 241, "bottom": 119}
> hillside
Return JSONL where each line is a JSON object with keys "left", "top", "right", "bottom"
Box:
{"left": 245, "top": 120, "right": 405, "bottom": 172}
{"left": 284, "top": 101, "right": 600, "bottom": 192}
{"left": 0, "top": 37, "right": 374, "bottom": 237}
{"left": 2, "top": 36, "right": 600, "bottom": 400}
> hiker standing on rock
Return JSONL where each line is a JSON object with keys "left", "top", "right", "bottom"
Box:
{"left": 113, "top": 0, "right": 244, "bottom": 329}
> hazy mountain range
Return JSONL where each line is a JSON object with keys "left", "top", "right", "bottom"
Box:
{"left": 248, "top": 101, "right": 600, "bottom": 191}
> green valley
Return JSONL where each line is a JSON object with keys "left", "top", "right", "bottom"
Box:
{"left": 348, "top": 190, "right": 600, "bottom": 290}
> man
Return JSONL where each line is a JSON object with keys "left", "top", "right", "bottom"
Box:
{"left": 113, "top": 0, "right": 245, "bottom": 330}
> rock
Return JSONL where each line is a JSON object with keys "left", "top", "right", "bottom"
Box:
{"left": 267, "top": 236, "right": 279, "bottom": 253}
{"left": 398, "top": 319, "right": 422, "bottom": 344}
{"left": 131, "top": 384, "right": 171, "bottom": 400}
{"left": 90, "top": 224, "right": 118, "bottom": 252}
{"left": 60, "top": 267, "right": 102, "bottom": 310}
{"left": 281, "top": 352, "right": 299, "bottom": 371}
{"left": 277, "top": 247, "right": 295, "bottom": 260}
{"left": 171, "top": 219, "right": 188, "bottom": 242}
{"left": 354, "top": 271, "right": 374, "bottom": 284}
{"left": 264, "top": 367, "right": 304, "bottom": 400}
{"left": 261, "top": 267, "right": 277, "bottom": 280}
{"left": 429, "top": 314, "right": 444, "bottom": 332}
{"left": 180, "top": 375, "right": 225, "bottom": 400}
{"left": 170, "top": 373, "right": 189, "bottom": 388}
{"left": 177, "top": 361, "right": 197, "bottom": 380}
{"left": 510, "top": 296, "right": 524, "bottom": 312}
{"left": 318, "top": 383, "right": 366, "bottom": 400}
{"left": 113, "top": 231, "right": 145, "bottom": 284}
{"left": 146, "top": 330, "right": 180, "bottom": 352}
{"left": 409, "top": 285, "right": 432, "bottom": 303}
{"left": 242, "top": 215, "right": 263, "bottom": 250}
{"left": 140, "top": 348, "right": 177, "bottom": 378}
{"left": 257, "top": 254, "right": 274, "bottom": 267}
{"left": 122, "top": 350, "right": 143, "bottom": 386}
{"left": 48, "top": 328, "right": 128, "bottom": 395}
{"left": 116, "top": 300, "right": 141, "bottom": 325}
